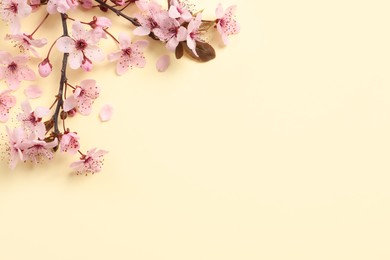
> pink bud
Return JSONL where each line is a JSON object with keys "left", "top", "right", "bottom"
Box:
{"left": 90, "top": 16, "right": 112, "bottom": 29}
{"left": 67, "top": 108, "right": 77, "bottom": 117}
{"left": 38, "top": 58, "right": 52, "bottom": 77}
{"left": 81, "top": 57, "right": 93, "bottom": 72}
{"left": 110, "top": 0, "right": 125, "bottom": 6}
{"left": 30, "top": 0, "right": 41, "bottom": 11}
{"left": 81, "top": 0, "right": 93, "bottom": 9}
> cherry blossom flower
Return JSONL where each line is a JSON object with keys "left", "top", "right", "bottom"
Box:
{"left": 215, "top": 3, "right": 240, "bottom": 45}
{"left": 0, "top": 89, "right": 16, "bottom": 122}
{"left": 70, "top": 148, "right": 108, "bottom": 175}
{"left": 0, "top": 0, "right": 32, "bottom": 34}
{"left": 6, "top": 126, "right": 29, "bottom": 169}
{"left": 108, "top": 33, "right": 148, "bottom": 75}
{"left": 17, "top": 99, "right": 49, "bottom": 139}
{"left": 133, "top": 0, "right": 163, "bottom": 36}
{"left": 63, "top": 79, "right": 100, "bottom": 115}
{"left": 5, "top": 33, "right": 47, "bottom": 58}
{"left": 56, "top": 21, "right": 104, "bottom": 70}
{"left": 0, "top": 51, "right": 36, "bottom": 90}
{"left": 47, "top": 0, "right": 78, "bottom": 14}
{"left": 153, "top": 14, "right": 187, "bottom": 51}
{"left": 156, "top": 54, "right": 170, "bottom": 72}
{"left": 60, "top": 132, "right": 80, "bottom": 154}
{"left": 186, "top": 13, "right": 203, "bottom": 56}
{"left": 168, "top": 0, "right": 192, "bottom": 22}
{"left": 23, "top": 138, "right": 58, "bottom": 164}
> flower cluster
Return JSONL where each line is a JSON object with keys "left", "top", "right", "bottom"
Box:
{"left": 0, "top": 0, "right": 240, "bottom": 175}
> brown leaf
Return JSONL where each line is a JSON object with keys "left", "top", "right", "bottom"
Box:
{"left": 184, "top": 41, "right": 216, "bottom": 62}
{"left": 175, "top": 42, "right": 184, "bottom": 59}
{"left": 199, "top": 20, "right": 215, "bottom": 31}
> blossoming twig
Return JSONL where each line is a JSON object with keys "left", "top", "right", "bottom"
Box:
{"left": 0, "top": 0, "right": 240, "bottom": 174}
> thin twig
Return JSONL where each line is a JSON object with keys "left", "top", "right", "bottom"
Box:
{"left": 53, "top": 13, "right": 69, "bottom": 135}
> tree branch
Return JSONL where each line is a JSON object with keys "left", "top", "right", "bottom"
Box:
{"left": 53, "top": 13, "right": 69, "bottom": 135}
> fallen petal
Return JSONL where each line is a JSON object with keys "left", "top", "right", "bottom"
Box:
{"left": 24, "top": 85, "right": 43, "bottom": 99}
{"left": 156, "top": 55, "right": 170, "bottom": 72}
{"left": 99, "top": 104, "right": 113, "bottom": 122}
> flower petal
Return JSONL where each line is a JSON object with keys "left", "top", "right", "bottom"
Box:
{"left": 156, "top": 55, "right": 170, "bottom": 72}
{"left": 63, "top": 96, "right": 77, "bottom": 112}
{"left": 56, "top": 36, "right": 75, "bottom": 53}
{"left": 24, "top": 85, "right": 43, "bottom": 99}
{"left": 34, "top": 107, "right": 50, "bottom": 118}
{"left": 118, "top": 33, "right": 132, "bottom": 49}
{"left": 99, "top": 104, "right": 113, "bottom": 122}
{"left": 133, "top": 26, "right": 151, "bottom": 36}
{"left": 68, "top": 51, "right": 83, "bottom": 69}
{"left": 84, "top": 45, "right": 104, "bottom": 62}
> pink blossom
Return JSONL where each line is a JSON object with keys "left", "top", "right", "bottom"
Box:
{"left": 24, "top": 85, "right": 43, "bottom": 99}
{"left": 153, "top": 13, "right": 187, "bottom": 51}
{"left": 63, "top": 79, "right": 100, "bottom": 116}
{"left": 70, "top": 148, "right": 108, "bottom": 175}
{"left": 168, "top": 0, "right": 192, "bottom": 22}
{"left": 6, "top": 126, "right": 29, "bottom": 169}
{"left": 47, "top": 0, "right": 78, "bottom": 14}
{"left": 56, "top": 21, "right": 104, "bottom": 70}
{"left": 17, "top": 99, "right": 49, "bottom": 139}
{"left": 60, "top": 132, "right": 80, "bottom": 154}
{"left": 0, "top": 89, "right": 16, "bottom": 122}
{"left": 133, "top": 0, "right": 163, "bottom": 36}
{"left": 23, "top": 138, "right": 58, "bottom": 164}
{"left": 38, "top": 58, "right": 52, "bottom": 77}
{"left": 0, "top": 51, "right": 35, "bottom": 90}
{"left": 5, "top": 33, "right": 47, "bottom": 58}
{"left": 156, "top": 54, "right": 170, "bottom": 72}
{"left": 0, "top": 0, "right": 32, "bottom": 34}
{"left": 108, "top": 33, "right": 148, "bottom": 75}
{"left": 215, "top": 3, "right": 240, "bottom": 45}
{"left": 186, "top": 13, "right": 202, "bottom": 56}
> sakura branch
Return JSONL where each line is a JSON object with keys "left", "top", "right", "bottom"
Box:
{"left": 0, "top": 0, "right": 240, "bottom": 175}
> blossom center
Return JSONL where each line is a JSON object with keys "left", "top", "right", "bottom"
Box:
{"left": 122, "top": 47, "right": 132, "bottom": 56}
{"left": 6, "top": 2, "right": 18, "bottom": 14}
{"left": 219, "top": 18, "right": 226, "bottom": 28}
{"left": 75, "top": 39, "right": 88, "bottom": 51}
{"left": 148, "top": 18, "right": 158, "bottom": 29}
{"left": 7, "top": 62, "right": 17, "bottom": 73}
{"left": 169, "top": 27, "right": 178, "bottom": 36}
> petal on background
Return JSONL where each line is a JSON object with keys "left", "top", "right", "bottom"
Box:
{"left": 24, "top": 85, "right": 43, "bottom": 99}
{"left": 156, "top": 55, "right": 170, "bottom": 72}
{"left": 99, "top": 104, "right": 113, "bottom": 122}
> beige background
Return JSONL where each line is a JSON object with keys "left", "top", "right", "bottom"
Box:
{"left": 1, "top": 0, "right": 390, "bottom": 259}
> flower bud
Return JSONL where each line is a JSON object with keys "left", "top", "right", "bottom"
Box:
{"left": 81, "top": 0, "right": 93, "bottom": 9}
{"left": 90, "top": 16, "right": 112, "bottom": 29}
{"left": 38, "top": 58, "right": 52, "bottom": 77}
{"left": 81, "top": 57, "right": 93, "bottom": 72}
{"left": 67, "top": 108, "right": 77, "bottom": 117}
